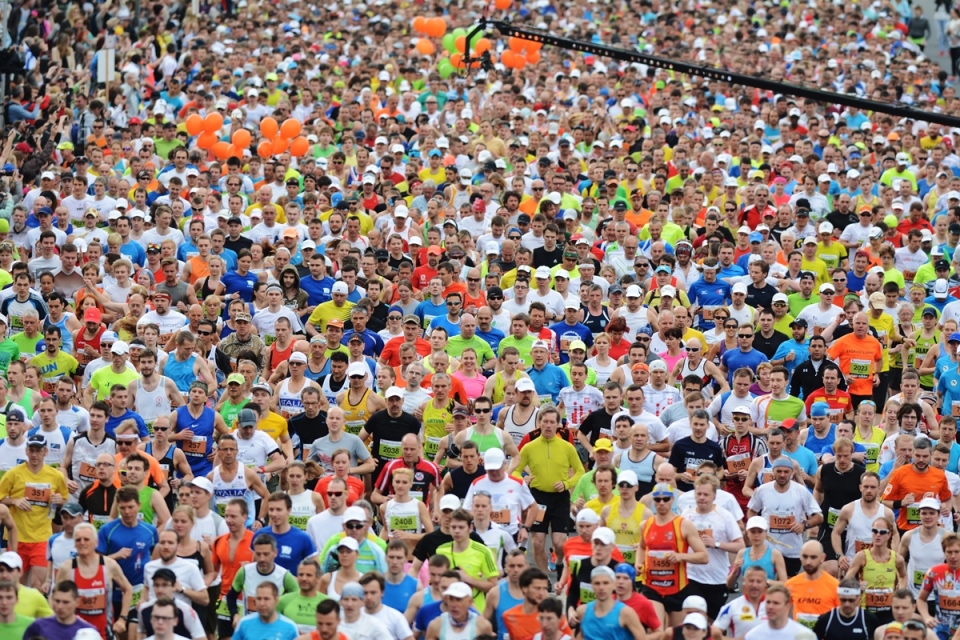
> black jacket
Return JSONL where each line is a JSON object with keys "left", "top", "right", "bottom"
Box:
{"left": 790, "top": 356, "right": 847, "bottom": 399}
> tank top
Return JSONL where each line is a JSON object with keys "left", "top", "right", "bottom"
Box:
{"left": 586, "top": 356, "right": 617, "bottom": 386}
{"left": 741, "top": 544, "right": 776, "bottom": 581}
{"left": 12, "top": 388, "right": 33, "bottom": 419}
{"left": 607, "top": 499, "right": 646, "bottom": 565}
{"left": 854, "top": 426, "right": 886, "bottom": 472}
{"left": 175, "top": 404, "right": 216, "bottom": 476}
{"left": 503, "top": 405, "right": 538, "bottom": 446}
{"left": 164, "top": 353, "right": 198, "bottom": 393}
{"left": 846, "top": 500, "right": 880, "bottom": 560}
{"left": 422, "top": 399, "right": 455, "bottom": 459}
{"left": 491, "top": 370, "right": 522, "bottom": 405}
{"left": 321, "top": 374, "right": 347, "bottom": 406}
{"left": 908, "top": 526, "right": 946, "bottom": 597}
{"left": 71, "top": 433, "right": 116, "bottom": 496}
{"left": 278, "top": 378, "right": 307, "bottom": 420}
{"left": 178, "top": 546, "right": 205, "bottom": 571}
{"left": 73, "top": 556, "right": 112, "bottom": 639}
{"left": 270, "top": 340, "right": 296, "bottom": 374}
{"left": 289, "top": 490, "right": 314, "bottom": 530}
{"left": 74, "top": 325, "right": 106, "bottom": 373}
{"left": 583, "top": 307, "right": 611, "bottom": 335}
{"left": 818, "top": 609, "right": 871, "bottom": 640}
{"left": 494, "top": 581, "right": 524, "bottom": 640}
{"left": 439, "top": 611, "right": 479, "bottom": 640}
{"left": 861, "top": 549, "right": 898, "bottom": 617}
{"left": 642, "top": 516, "right": 688, "bottom": 596}
{"left": 138, "top": 486, "right": 157, "bottom": 524}
{"left": 681, "top": 357, "right": 709, "bottom": 387}
{"left": 449, "top": 466, "right": 485, "bottom": 501}
{"left": 199, "top": 278, "right": 218, "bottom": 301}
{"left": 619, "top": 449, "right": 657, "bottom": 497}
{"left": 326, "top": 570, "right": 343, "bottom": 601}
{"left": 581, "top": 601, "right": 631, "bottom": 640}
{"left": 465, "top": 426, "right": 505, "bottom": 455}
{"left": 213, "top": 465, "right": 255, "bottom": 528}
{"left": 385, "top": 497, "right": 422, "bottom": 535}
{"left": 819, "top": 461, "right": 864, "bottom": 529}
{"left": 914, "top": 332, "right": 939, "bottom": 388}
{"left": 144, "top": 441, "right": 174, "bottom": 482}
{"left": 239, "top": 561, "right": 289, "bottom": 611}
{"left": 133, "top": 376, "right": 174, "bottom": 433}
{"left": 341, "top": 388, "right": 372, "bottom": 436}
{"left": 187, "top": 256, "right": 211, "bottom": 284}
{"left": 46, "top": 313, "right": 75, "bottom": 354}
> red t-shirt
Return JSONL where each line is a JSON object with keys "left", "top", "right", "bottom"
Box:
{"left": 804, "top": 388, "right": 853, "bottom": 423}
{"left": 620, "top": 592, "right": 662, "bottom": 631}
{"left": 314, "top": 475, "right": 363, "bottom": 507}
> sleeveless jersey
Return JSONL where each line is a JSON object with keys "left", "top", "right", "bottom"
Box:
{"left": 582, "top": 307, "right": 611, "bottom": 335}
{"left": 642, "top": 517, "right": 688, "bottom": 596}
{"left": 465, "top": 426, "right": 505, "bottom": 455}
{"left": 71, "top": 433, "right": 116, "bottom": 494}
{"left": 494, "top": 580, "right": 524, "bottom": 640}
{"left": 861, "top": 549, "right": 898, "bottom": 619}
{"left": 74, "top": 326, "right": 106, "bottom": 375}
{"left": 321, "top": 375, "right": 347, "bottom": 406}
{"left": 341, "top": 388, "right": 372, "bottom": 436}
{"left": 680, "top": 357, "right": 709, "bottom": 387}
{"left": 175, "top": 405, "right": 216, "bottom": 476}
{"left": 438, "top": 611, "right": 479, "bottom": 640}
{"left": 503, "top": 405, "right": 538, "bottom": 447}
{"left": 73, "top": 556, "right": 112, "bottom": 639}
{"left": 385, "top": 498, "right": 422, "bottom": 536}
{"left": 278, "top": 378, "right": 307, "bottom": 420}
{"left": 741, "top": 544, "right": 777, "bottom": 581}
{"left": 133, "top": 376, "right": 174, "bottom": 433}
{"left": 581, "top": 601, "right": 631, "bottom": 640}
{"left": 164, "top": 353, "right": 198, "bottom": 393}
{"left": 607, "top": 499, "right": 646, "bottom": 565}
{"left": 914, "top": 331, "right": 940, "bottom": 388}
{"left": 213, "top": 465, "right": 255, "bottom": 528}
{"left": 491, "top": 370, "right": 523, "bottom": 405}
{"left": 819, "top": 462, "right": 865, "bottom": 530}
{"left": 618, "top": 449, "right": 657, "bottom": 497}
{"left": 47, "top": 313, "right": 75, "bottom": 354}
{"left": 238, "top": 561, "right": 289, "bottom": 611}
{"left": 289, "top": 490, "right": 314, "bottom": 530}
{"left": 423, "top": 399, "right": 455, "bottom": 458}
{"left": 269, "top": 341, "right": 296, "bottom": 375}
{"left": 908, "top": 527, "right": 946, "bottom": 597}
{"left": 854, "top": 426, "right": 886, "bottom": 473}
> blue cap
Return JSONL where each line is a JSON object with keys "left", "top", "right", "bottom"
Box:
{"left": 428, "top": 149, "right": 442, "bottom": 157}
{"left": 614, "top": 563, "right": 636, "bottom": 581}
{"left": 810, "top": 402, "right": 830, "bottom": 418}
{"left": 849, "top": 151, "right": 862, "bottom": 158}
{"left": 1, "top": 164, "right": 14, "bottom": 173}
{"left": 654, "top": 265, "right": 672, "bottom": 274}
{"left": 950, "top": 332, "right": 960, "bottom": 343}
{"left": 636, "top": 325, "right": 653, "bottom": 337}
{"left": 651, "top": 483, "right": 675, "bottom": 497}
{"left": 771, "top": 458, "right": 794, "bottom": 469}
{"left": 749, "top": 231, "right": 763, "bottom": 243}
{"left": 37, "top": 206, "right": 54, "bottom": 216}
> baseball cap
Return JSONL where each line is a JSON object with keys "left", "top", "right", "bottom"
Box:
{"left": 337, "top": 537, "right": 360, "bottom": 552}
{"left": 237, "top": 408, "right": 259, "bottom": 427}
{"left": 346, "top": 362, "right": 368, "bottom": 378}
{"left": 682, "top": 596, "right": 708, "bottom": 613}
{"left": 482, "top": 448, "right": 506, "bottom": 471}
{"left": 0, "top": 552, "right": 21, "bottom": 569}
{"left": 745, "top": 515, "right": 768, "bottom": 531}
{"left": 810, "top": 402, "right": 830, "bottom": 418}
{"left": 592, "top": 527, "right": 616, "bottom": 545}
{"left": 618, "top": 470, "right": 639, "bottom": 487}
{"left": 683, "top": 614, "right": 709, "bottom": 631}
{"left": 61, "top": 502, "right": 84, "bottom": 517}
{"left": 651, "top": 483, "right": 675, "bottom": 498}
{"left": 439, "top": 495, "right": 462, "bottom": 511}
{"left": 918, "top": 497, "right": 941, "bottom": 511}
{"left": 869, "top": 291, "right": 886, "bottom": 309}
{"left": 443, "top": 582, "right": 473, "bottom": 599}
{"left": 515, "top": 378, "right": 536, "bottom": 393}
{"left": 594, "top": 438, "right": 613, "bottom": 453}
{"left": 384, "top": 386, "right": 404, "bottom": 400}
{"left": 226, "top": 373, "right": 245, "bottom": 385}
{"left": 343, "top": 506, "right": 366, "bottom": 522}
{"left": 186, "top": 477, "right": 214, "bottom": 493}
{"left": 576, "top": 509, "right": 601, "bottom": 524}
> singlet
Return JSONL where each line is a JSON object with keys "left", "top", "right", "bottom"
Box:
{"left": 423, "top": 399, "right": 455, "bottom": 459}
{"left": 47, "top": 313, "right": 75, "bottom": 354}
{"left": 238, "top": 561, "right": 290, "bottom": 611}
{"left": 582, "top": 306, "right": 611, "bottom": 334}
{"left": 213, "top": 465, "right": 255, "bottom": 528}
{"left": 914, "top": 332, "right": 940, "bottom": 388}
{"left": 71, "top": 433, "right": 116, "bottom": 495}
{"left": 642, "top": 516, "right": 688, "bottom": 596}
{"left": 385, "top": 498, "right": 422, "bottom": 536}
{"left": 818, "top": 609, "right": 871, "bottom": 640}
{"left": 618, "top": 449, "right": 657, "bottom": 497}
{"left": 321, "top": 375, "right": 347, "bottom": 406}
{"left": 288, "top": 491, "right": 314, "bottom": 530}
{"left": 494, "top": 581, "right": 524, "bottom": 640}
{"left": 680, "top": 357, "right": 709, "bottom": 387}
{"left": 72, "top": 556, "right": 112, "bottom": 639}
{"left": 133, "top": 376, "right": 173, "bottom": 433}
{"left": 607, "top": 499, "right": 646, "bottom": 565}
{"left": 11, "top": 388, "right": 34, "bottom": 419}
{"left": 74, "top": 325, "right": 106, "bottom": 374}
{"left": 586, "top": 357, "right": 617, "bottom": 386}
{"left": 138, "top": 486, "right": 157, "bottom": 524}
{"left": 854, "top": 426, "right": 886, "bottom": 472}
{"left": 819, "top": 462, "right": 864, "bottom": 529}
{"left": 269, "top": 341, "right": 296, "bottom": 375}
{"left": 175, "top": 404, "right": 216, "bottom": 476}
{"left": 164, "top": 353, "right": 198, "bottom": 393}
{"left": 341, "top": 388, "right": 372, "bottom": 436}
{"left": 438, "top": 611, "right": 479, "bottom": 640}
{"left": 278, "top": 378, "right": 308, "bottom": 420}
{"left": 464, "top": 426, "right": 505, "bottom": 455}
{"left": 144, "top": 441, "right": 175, "bottom": 483}
{"left": 741, "top": 544, "right": 777, "bottom": 581}
{"left": 908, "top": 527, "right": 946, "bottom": 597}
{"left": 861, "top": 549, "right": 897, "bottom": 617}
{"left": 846, "top": 500, "right": 880, "bottom": 559}
{"left": 490, "top": 370, "right": 522, "bottom": 405}
{"left": 503, "top": 405, "right": 538, "bottom": 447}
{"left": 326, "top": 571, "right": 343, "bottom": 601}
{"left": 581, "top": 601, "right": 631, "bottom": 640}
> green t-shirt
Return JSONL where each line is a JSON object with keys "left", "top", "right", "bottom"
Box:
{"left": 446, "top": 335, "right": 495, "bottom": 365}
{"left": 571, "top": 467, "right": 621, "bottom": 502}
{"left": 560, "top": 362, "right": 597, "bottom": 387}
{"left": 0, "top": 340, "right": 20, "bottom": 377}
{"left": 787, "top": 293, "right": 818, "bottom": 319}
{"left": 278, "top": 592, "right": 328, "bottom": 632}
{"left": 89, "top": 365, "right": 141, "bottom": 401}
{"left": 220, "top": 399, "right": 246, "bottom": 429}
{"left": 435, "top": 541, "right": 498, "bottom": 610}
{"left": 0, "top": 614, "right": 33, "bottom": 639}
{"left": 10, "top": 332, "right": 40, "bottom": 359}
{"left": 498, "top": 335, "right": 537, "bottom": 368}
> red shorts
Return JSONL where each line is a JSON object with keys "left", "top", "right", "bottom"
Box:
{"left": 18, "top": 542, "right": 46, "bottom": 573}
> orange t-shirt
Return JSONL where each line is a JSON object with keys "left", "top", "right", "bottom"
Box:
{"left": 784, "top": 571, "right": 840, "bottom": 627}
{"left": 314, "top": 475, "right": 364, "bottom": 508}
{"left": 116, "top": 450, "right": 166, "bottom": 488}
{"left": 212, "top": 529, "right": 254, "bottom": 596}
{"left": 502, "top": 603, "right": 573, "bottom": 640}
{"left": 827, "top": 333, "right": 883, "bottom": 396}
{"left": 881, "top": 465, "right": 952, "bottom": 531}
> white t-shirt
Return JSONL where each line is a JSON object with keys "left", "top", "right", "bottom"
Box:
{"left": 338, "top": 612, "right": 391, "bottom": 640}
{"left": 367, "top": 605, "right": 414, "bottom": 640}
{"left": 307, "top": 511, "right": 345, "bottom": 552}
{"left": 680, "top": 506, "right": 743, "bottom": 584}
{"left": 746, "top": 481, "right": 822, "bottom": 558}
{"left": 744, "top": 620, "right": 815, "bottom": 640}
{"left": 143, "top": 558, "right": 206, "bottom": 603}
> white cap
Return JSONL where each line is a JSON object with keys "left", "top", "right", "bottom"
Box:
{"left": 732, "top": 282, "right": 748, "bottom": 294}
{"left": 346, "top": 362, "right": 368, "bottom": 378}
{"left": 535, "top": 266, "right": 552, "bottom": 279}
{"left": 918, "top": 497, "right": 942, "bottom": 511}
{"left": 576, "top": 509, "right": 601, "bottom": 524}
{"left": 390, "top": 143, "right": 405, "bottom": 154}
{"left": 111, "top": 341, "right": 129, "bottom": 355}
{"left": 773, "top": 292, "right": 789, "bottom": 304}
{"left": 515, "top": 378, "right": 536, "bottom": 393}
{"left": 618, "top": 470, "right": 639, "bottom": 486}
{"left": 0, "top": 552, "right": 22, "bottom": 569}
{"left": 626, "top": 285, "right": 642, "bottom": 298}
{"left": 289, "top": 352, "right": 307, "bottom": 363}
{"left": 362, "top": 174, "right": 375, "bottom": 185}
{"left": 591, "top": 527, "right": 616, "bottom": 545}
{"left": 393, "top": 205, "right": 409, "bottom": 219}
{"left": 186, "top": 476, "right": 214, "bottom": 493}
{"left": 820, "top": 283, "right": 836, "bottom": 294}
{"left": 896, "top": 152, "right": 910, "bottom": 164}
{"left": 737, "top": 225, "right": 751, "bottom": 235}
{"left": 531, "top": 340, "right": 550, "bottom": 351}
{"left": 682, "top": 595, "right": 708, "bottom": 613}
{"left": 803, "top": 236, "right": 818, "bottom": 245}
{"left": 439, "top": 494, "right": 462, "bottom": 511}
{"left": 332, "top": 281, "right": 349, "bottom": 294}
{"left": 683, "top": 613, "right": 709, "bottom": 630}
{"left": 482, "top": 448, "right": 506, "bottom": 471}
{"left": 336, "top": 537, "right": 359, "bottom": 551}
{"left": 485, "top": 241, "right": 499, "bottom": 255}
{"left": 343, "top": 506, "right": 367, "bottom": 522}
{"left": 746, "top": 515, "right": 768, "bottom": 530}
{"left": 385, "top": 386, "right": 404, "bottom": 400}
{"left": 443, "top": 582, "right": 473, "bottom": 599}
{"left": 661, "top": 285, "right": 676, "bottom": 297}
{"left": 819, "top": 221, "right": 834, "bottom": 234}
{"left": 564, "top": 299, "right": 580, "bottom": 310}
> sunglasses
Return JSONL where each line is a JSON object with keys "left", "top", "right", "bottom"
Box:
{"left": 652, "top": 497, "right": 671, "bottom": 503}
{"left": 388, "top": 315, "right": 402, "bottom": 321}
{"left": 617, "top": 482, "right": 635, "bottom": 488}
{"left": 475, "top": 407, "right": 491, "bottom": 414}
{"left": 344, "top": 522, "right": 365, "bottom": 530}
{"left": 733, "top": 416, "right": 750, "bottom": 421}
{"left": 738, "top": 334, "right": 753, "bottom": 339}
{"left": 327, "top": 491, "right": 344, "bottom": 497}
{"left": 197, "top": 330, "right": 213, "bottom": 336}
{"left": 349, "top": 375, "right": 365, "bottom": 380}
{"left": 872, "top": 528, "right": 890, "bottom": 535}
{"left": 154, "top": 426, "right": 169, "bottom": 432}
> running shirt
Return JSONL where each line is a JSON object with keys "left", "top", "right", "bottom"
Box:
{"left": 642, "top": 517, "right": 688, "bottom": 597}
{"left": 921, "top": 564, "right": 960, "bottom": 635}
{"left": 881, "top": 466, "right": 952, "bottom": 530}
{"left": 783, "top": 571, "right": 840, "bottom": 629}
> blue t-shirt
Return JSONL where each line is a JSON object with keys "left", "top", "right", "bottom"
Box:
{"left": 300, "top": 275, "right": 334, "bottom": 306}
{"left": 97, "top": 518, "right": 159, "bottom": 596}
{"left": 847, "top": 270, "right": 867, "bottom": 294}
{"left": 121, "top": 240, "right": 146, "bottom": 267}
{"left": 105, "top": 410, "right": 148, "bottom": 438}
{"left": 221, "top": 271, "right": 260, "bottom": 303}
{"left": 252, "top": 526, "right": 317, "bottom": 574}
{"left": 938, "top": 368, "right": 960, "bottom": 414}
{"left": 476, "top": 328, "right": 505, "bottom": 354}
{"left": 686, "top": 279, "right": 731, "bottom": 330}
{"left": 548, "top": 321, "right": 594, "bottom": 364}
{"left": 233, "top": 612, "right": 299, "bottom": 640}
{"left": 784, "top": 446, "right": 819, "bottom": 483}
{"left": 527, "top": 364, "right": 569, "bottom": 404}
{"left": 383, "top": 574, "right": 419, "bottom": 613}
{"left": 428, "top": 315, "right": 462, "bottom": 338}
{"left": 720, "top": 348, "right": 769, "bottom": 384}
{"left": 771, "top": 339, "right": 810, "bottom": 377}
{"left": 341, "top": 329, "right": 385, "bottom": 358}
{"left": 414, "top": 300, "right": 446, "bottom": 330}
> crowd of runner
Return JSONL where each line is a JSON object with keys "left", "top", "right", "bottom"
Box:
{"left": 4, "top": 0, "right": 960, "bottom": 639}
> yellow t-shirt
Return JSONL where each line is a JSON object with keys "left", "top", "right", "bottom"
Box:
{"left": 15, "top": 585, "right": 52, "bottom": 618}
{"left": 89, "top": 366, "right": 141, "bottom": 401}
{"left": 800, "top": 256, "right": 830, "bottom": 286}
{"left": 306, "top": 301, "right": 355, "bottom": 332}
{"left": 868, "top": 312, "right": 895, "bottom": 372}
{"left": 0, "top": 463, "right": 69, "bottom": 543}
{"left": 815, "top": 241, "right": 848, "bottom": 271}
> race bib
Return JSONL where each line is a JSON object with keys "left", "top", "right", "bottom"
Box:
{"left": 865, "top": 589, "right": 893, "bottom": 610}
{"left": 130, "top": 584, "right": 144, "bottom": 608}
{"left": 726, "top": 453, "right": 750, "bottom": 473}
{"left": 424, "top": 436, "right": 442, "bottom": 458}
{"left": 24, "top": 482, "right": 51, "bottom": 507}
{"left": 850, "top": 358, "right": 871, "bottom": 379}
{"left": 534, "top": 504, "right": 547, "bottom": 526}
{"left": 863, "top": 443, "right": 879, "bottom": 466}
{"left": 490, "top": 508, "right": 511, "bottom": 525}
{"left": 379, "top": 439, "right": 402, "bottom": 459}
{"left": 78, "top": 462, "right": 97, "bottom": 483}
{"left": 769, "top": 514, "right": 796, "bottom": 533}
{"left": 827, "top": 507, "right": 841, "bottom": 527}
{"left": 389, "top": 514, "right": 418, "bottom": 532}
{"left": 183, "top": 436, "right": 207, "bottom": 456}
{"left": 345, "top": 420, "right": 364, "bottom": 436}
{"left": 618, "top": 544, "right": 636, "bottom": 565}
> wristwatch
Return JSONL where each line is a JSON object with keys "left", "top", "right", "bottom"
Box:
{"left": 713, "top": 541, "right": 720, "bottom": 549}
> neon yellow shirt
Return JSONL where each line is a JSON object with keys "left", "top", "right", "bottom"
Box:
{"left": 0, "top": 463, "right": 69, "bottom": 543}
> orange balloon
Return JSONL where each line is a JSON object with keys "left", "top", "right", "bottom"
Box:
{"left": 455, "top": 36, "right": 466, "bottom": 53}
{"left": 413, "top": 16, "right": 426, "bottom": 33}
{"left": 185, "top": 114, "right": 204, "bottom": 136}
{"left": 416, "top": 39, "right": 436, "bottom": 55}
{"left": 196, "top": 132, "right": 218, "bottom": 149}
{"left": 260, "top": 117, "right": 279, "bottom": 139}
{"left": 526, "top": 39, "right": 543, "bottom": 52}
{"left": 203, "top": 112, "right": 223, "bottom": 134}
{"left": 474, "top": 38, "right": 492, "bottom": 54}
{"left": 257, "top": 141, "right": 273, "bottom": 158}
{"left": 501, "top": 50, "right": 517, "bottom": 68}
{"left": 232, "top": 129, "right": 252, "bottom": 149}
{"left": 227, "top": 144, "right": 239, "bottom": 158}
{"left": 495, "top": 0, "right": 510, "bottom": 8}
{"left": 525, "top": 49, "right": 541, "bottom": 64}
{"left": 427, "top": 17, "right": 446, "bottom": 37}
{"left": 272, "top": 137, "right": 290, "bottom": 155}
{"left": 290, "top": 136, "right": 310, "bottom": 158}
{"left": 508, "top": 37, "right": 525, "bottom": 53}
{"left": 212, "top": 141, "right": 232, "bottom": 160}
{"left": 280, "top": 118, "right": 302, "bottom": 139}
{"left": 450, "top": 53, "right": 465, "bottom": 69}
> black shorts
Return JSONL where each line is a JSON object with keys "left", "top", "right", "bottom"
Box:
{"left": 784, "top": 556, "right": 801, "bottom": 577}
{"left": 817, "top": 526, "right": 839, "bottom": 562}
{"left": 529, "top": 488, "right": 572, "bottom": 534}
{"left": 216, "top": 598, "right": 234, "bottom": 639}
{"left": 113, "top": 600, "right": 138, "bottom": 623}
{"left": 639, "top": 584, "right": 692, "bottom": 613}
{"left": 206, "top": 586, "right": 220, "bottom": 632}
{"left": 687, "top": 581, "right": 728, "bottom": 620}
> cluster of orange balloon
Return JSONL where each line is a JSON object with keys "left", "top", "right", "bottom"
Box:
{"left": 255, "top": 117, "right": 310, "bottom": 159}
{"left": 502, "top": 36, "right": 542, "bottom": 68}
{"left": 185, "top": 112, "right": 225, "bottom": 152}
{"left": 412, "top": 16, "right": 447, "bottom": 37}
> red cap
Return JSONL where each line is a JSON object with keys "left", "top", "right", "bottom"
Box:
{"left": 83, "top": 307, "right": 102, "bottom": 323}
